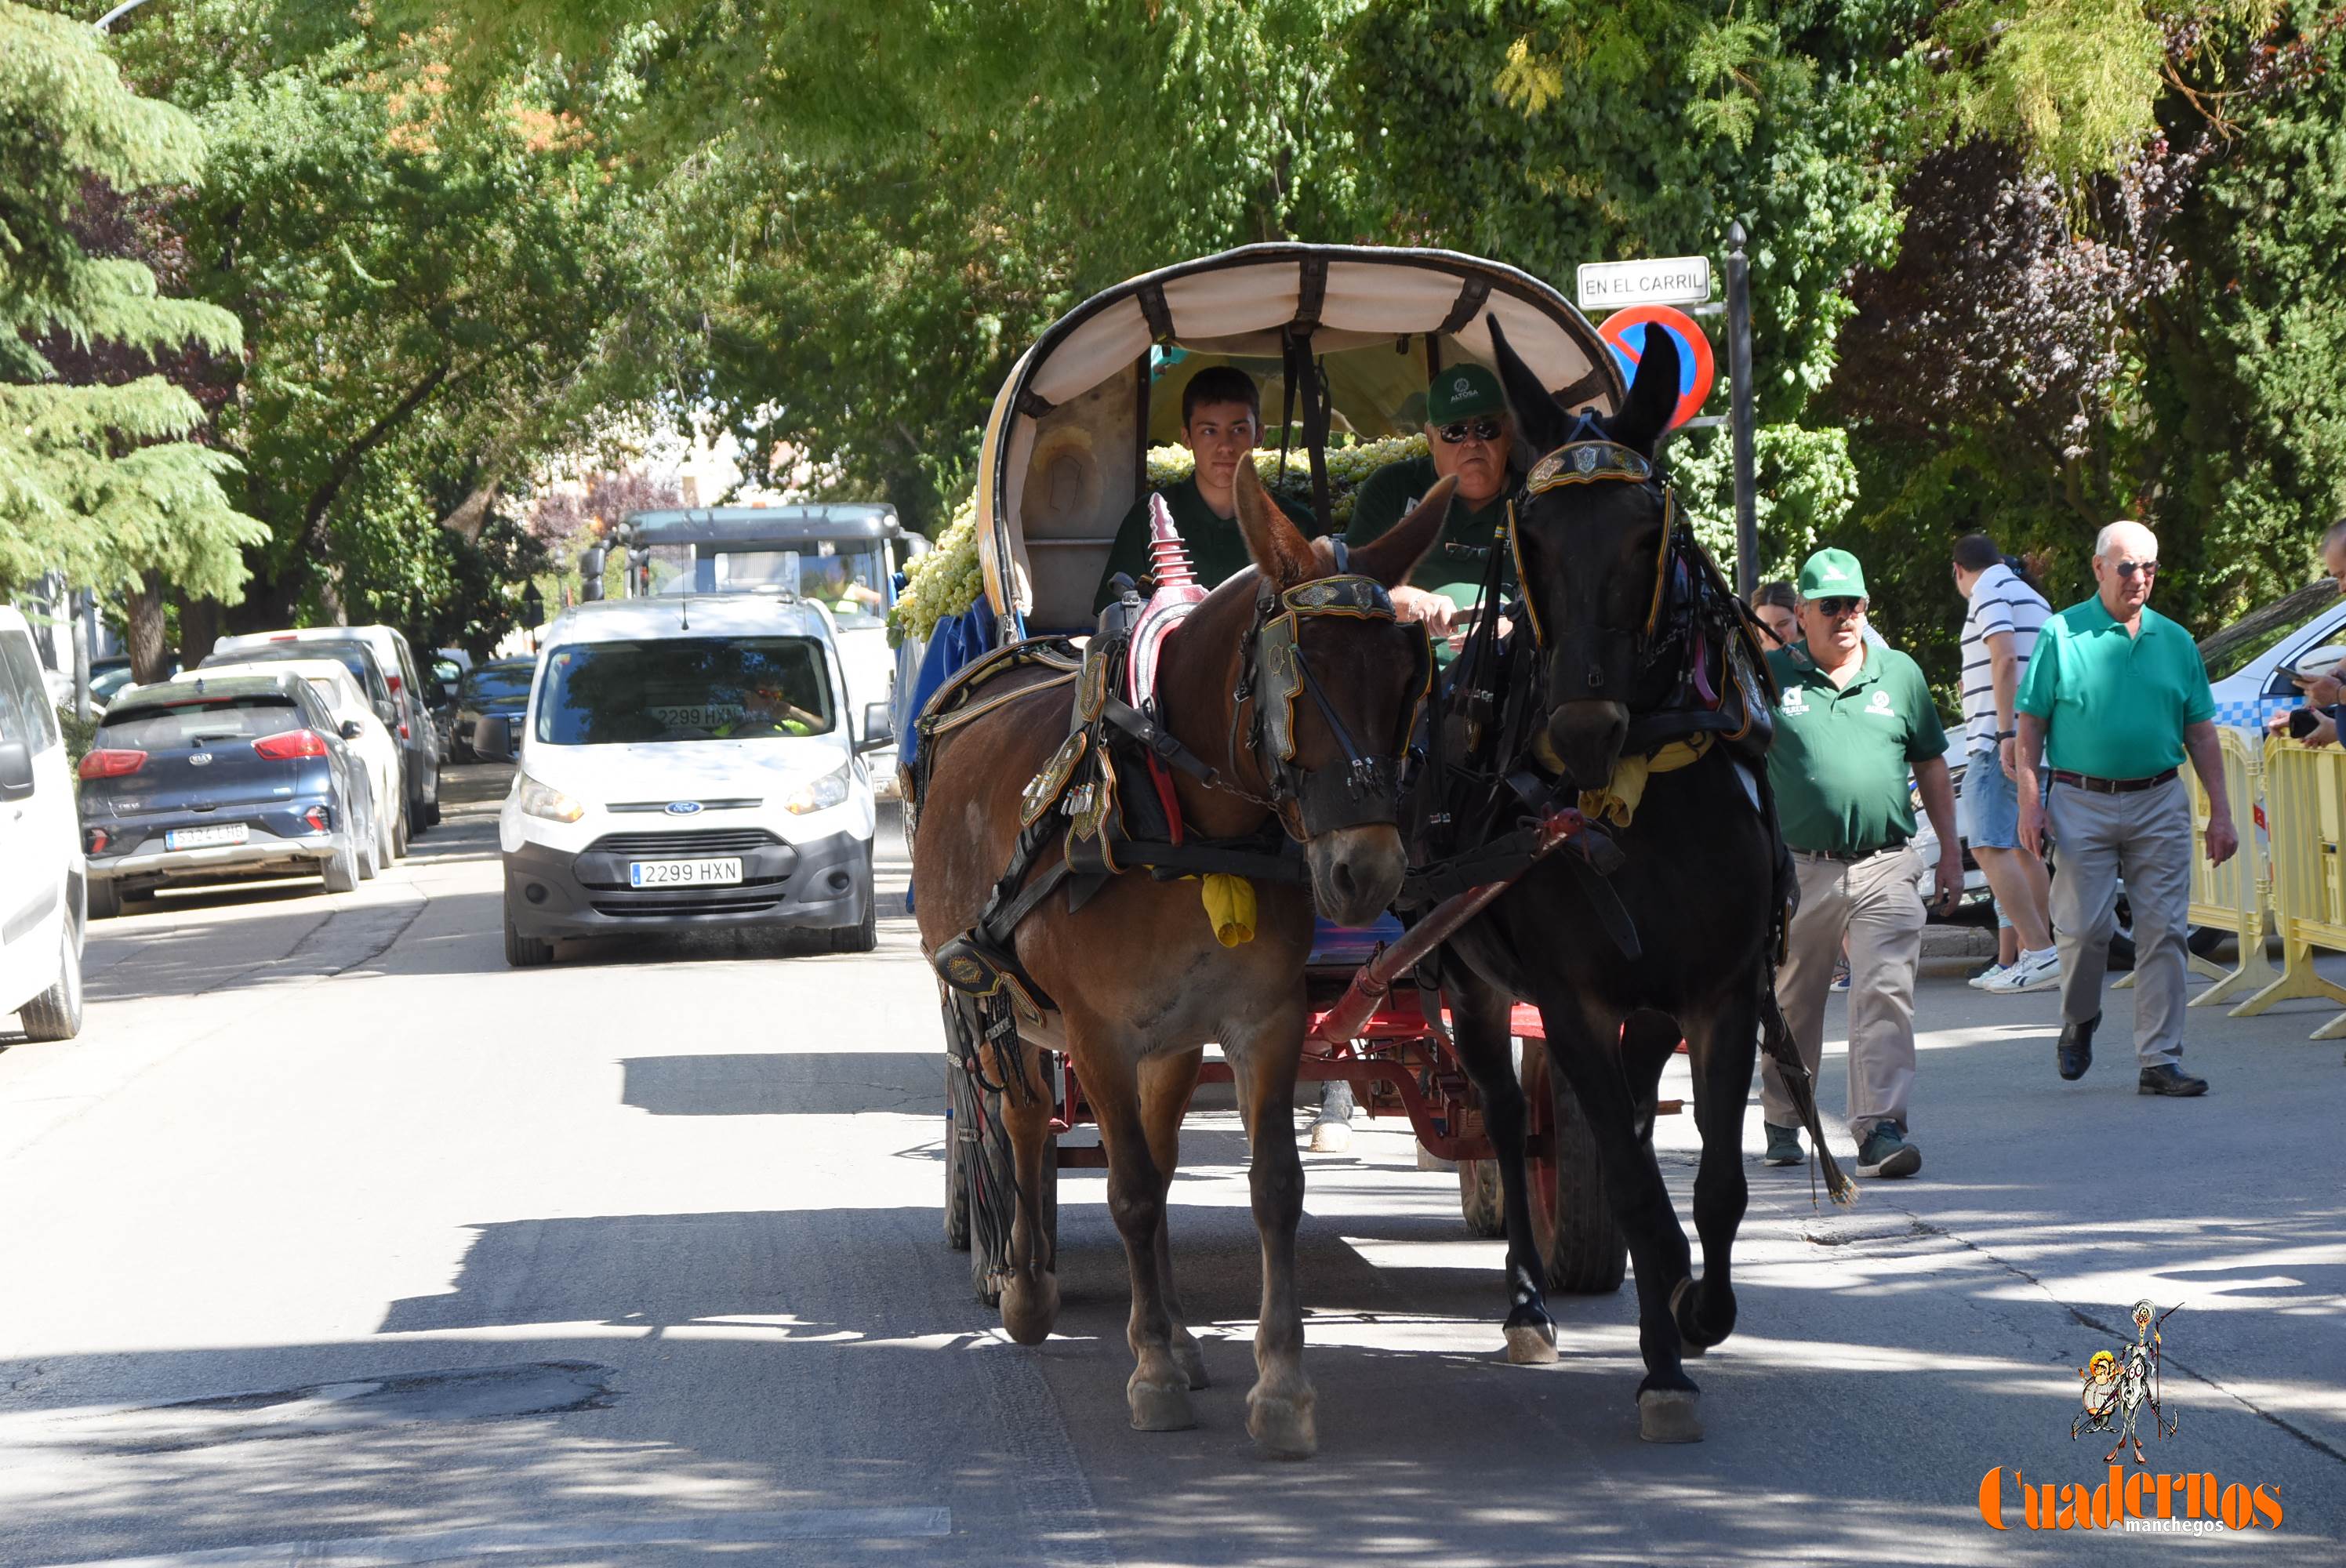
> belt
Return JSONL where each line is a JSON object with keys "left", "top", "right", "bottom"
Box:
{"left": 1792, "top": 844, "right": 1901, "bottom": 866}
{"left": 2050, "top": 768, "right": 2177, "bottom": 795}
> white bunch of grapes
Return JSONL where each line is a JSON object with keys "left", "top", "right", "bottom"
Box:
{"left": 888, "top": 492, "right": 983, "bottom": 648}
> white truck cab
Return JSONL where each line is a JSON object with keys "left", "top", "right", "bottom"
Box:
{"left": 479, "top": 592, "right": 888, "bottom": 967}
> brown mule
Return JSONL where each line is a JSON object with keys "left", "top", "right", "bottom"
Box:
{"left": 913, "top": 466, "right": 1451, "bottom": 1457}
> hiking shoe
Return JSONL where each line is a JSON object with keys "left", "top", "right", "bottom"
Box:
{"left": 2058, "top": 1013, "right": 2100, "bottom": 1081}
{"left": 1984, "top": 949, "right": 2062, "bottom": 994}
{"left": 1763, "top": 1123, "right": 1803, "bottom": 1166}
{"left": 1855, "top": 1123, "right": 1922, "bottom": 1178}
{"left": 2137, "top": 1063, "right": 2209, "bottom": 1097}
{"left": 1967, "top": 962, "right": 2011, "bottom": 990}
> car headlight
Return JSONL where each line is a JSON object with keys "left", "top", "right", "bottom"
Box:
{"left": 784, "top": 761, "right": 852, "bottom": 815}
{"left": 518, "top": 774, "right": 585, "bottom": 822}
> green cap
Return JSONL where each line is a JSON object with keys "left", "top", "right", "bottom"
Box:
{"left": 1426, "top": 362, "right": 1505, "bottom": 425}
{"left": 1798, "top": 547, "right": 1868, "bottom": 600}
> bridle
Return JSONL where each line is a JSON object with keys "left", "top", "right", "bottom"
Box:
{"left": 1224, "top": 562, "right": 1432, "bottom": 837}
{"left": 1505, "top": 438, "right": 1688, "bottom": 710}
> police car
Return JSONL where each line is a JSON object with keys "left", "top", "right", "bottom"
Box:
{"left": 474, "top": 592, "right": 890, "bottom": 967}
{"left": 2200, "top": 579, "right": 2346, "bottom": 735}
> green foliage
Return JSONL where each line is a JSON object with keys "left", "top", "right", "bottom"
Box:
{"left": 0, "top": 1, "right": 263, "bottom": 597}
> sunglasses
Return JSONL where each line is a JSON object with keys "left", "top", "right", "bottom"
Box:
{"left": 2115, "top": 560, "right": 2159, "bottom": 579}
{"left": 1437, "top": 417, "right": 1504, "bottom": 445}
{"left": 1814, "top": 597, "right": 1864, "bottom": 618}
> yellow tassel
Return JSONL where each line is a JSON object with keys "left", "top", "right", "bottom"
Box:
{"left": 1201, "top": 873, "right": 1257, "bottom": 946}
{"left": 1578, "top": 734, "right": 1712, "bottom": 828}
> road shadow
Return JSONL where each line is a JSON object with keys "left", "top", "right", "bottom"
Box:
{"left": 620, "top": 1052, "right": 940, "bottom": 1116}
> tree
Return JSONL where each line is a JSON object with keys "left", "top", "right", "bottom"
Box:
{"left": 0, "top": 0, "right": 263, "bottom": 671}
{"left": 100, "top": 2, "right": 703, "bottom": 636}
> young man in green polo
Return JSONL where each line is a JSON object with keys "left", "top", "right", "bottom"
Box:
{"left": 1091, "top": 365, "right": 1319, "bottom": 613}
{"left": 1762, "top": 549, "right": 1966, "bottom": 1178}
{"left": 2016, "top": 520, "right": 2236, "bottom": 1097}
{"left": 1345, "top": 361, "right": 1520, "bottom": 654}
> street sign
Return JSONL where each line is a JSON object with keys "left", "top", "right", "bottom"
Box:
{"left": 1576, "top": 256, "right": 1713, "bottom": 314}
{"left": 1596, "top": 306, "right": 1716, "bottom": 431}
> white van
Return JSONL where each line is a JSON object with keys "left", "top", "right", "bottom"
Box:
{"left": 477, "top": 593, "right": 887, "bottom": 967}
{"left": 0, "top": 607, "right": 85, "bottom": 1040}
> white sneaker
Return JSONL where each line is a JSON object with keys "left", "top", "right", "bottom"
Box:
{"left": 1967, "top": 963, "right": 2010, "bottom": 990}
{"left": 1984, "top": 949, "right": 2061, "bottom": 993}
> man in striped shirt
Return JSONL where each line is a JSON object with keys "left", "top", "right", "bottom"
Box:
{"left": 1953, "top": 534, "right": 2058, "bottom": 993}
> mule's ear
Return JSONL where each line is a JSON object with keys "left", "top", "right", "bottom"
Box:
{"left": 1349, "top": 475, "right": 1456, "bottom": 591}
{"left": 1231, "top": 459, "right": 1317, "bottom": 589}
{"left": 1487, "top": 314, "right": 1572, "bottom": 456}
{"left": 1607, "top": 325, "right": 1680, "bottom": 457}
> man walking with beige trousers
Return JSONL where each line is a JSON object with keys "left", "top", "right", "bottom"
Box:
{"left": 1760, "top": 549, "right": 1966, "bottom": 1178}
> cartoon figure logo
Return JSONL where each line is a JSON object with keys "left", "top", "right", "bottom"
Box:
{"left": 2073, "top": 1300, "right": 2181, "bottom": 1465}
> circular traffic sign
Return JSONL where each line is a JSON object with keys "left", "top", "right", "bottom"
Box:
{"left": 1596, "top": 305, "right": 1716, "bottom": 430}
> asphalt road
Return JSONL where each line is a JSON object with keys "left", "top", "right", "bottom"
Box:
{"left": 2, "top": 761, "right": 2340, "bottom": 1566}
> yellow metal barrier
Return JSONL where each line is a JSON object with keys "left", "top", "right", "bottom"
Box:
{"left": 2112, "top": 727, "right": 2272, "bottom": 1001}
{"left": 2232, "top": 737, "right": 2346, "bottom": 1037}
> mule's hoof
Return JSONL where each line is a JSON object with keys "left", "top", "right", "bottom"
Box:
{"left": 1308, "top": 1118, "right": 1353, "bottom": 1154}
{"left": 1000, "top": 1270, "right": 1060, "bottom": 1345}
{"left": 1639, "top": 1388, "right": 1705, "bottom": 1443}
{"left": 1505, "top": 1321, "right": 1560, "bottom": 1365}
{"left": 1174, "top": 1338, "right": 1211, "bottom": 1391}
{"left": 1247, "top": 1392, "right": 1318, "bottom": 1459}
{"left": 1128, "top": 1377, "right": 1196, "bottom": 1432}
{"left": 1669, "top": 1278, "right": 1705, "bottom": 1359}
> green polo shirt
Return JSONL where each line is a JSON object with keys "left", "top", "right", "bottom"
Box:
{"left": 1344, "top": 453, "right": 1511, "bottom": 612}
{"left": 1091, "top": 477, "right": 1320, "bottom": 612}
{"left": 1763, "top": 644, "right": 1949, "bottom": 856}
{"left": 2017, "top": 597, "right": 2213, "bottom": 780}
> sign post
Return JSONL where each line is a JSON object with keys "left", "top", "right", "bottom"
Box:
{"left": 1577, "top": 256, "right": 1714, "bottom": 314}
{"left": 1726, "top": 222, "right": 1757, "bottom": 600}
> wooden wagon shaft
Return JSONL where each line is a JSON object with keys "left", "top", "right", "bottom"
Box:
{"left": 1310, "top": 807, "right": 1592, "bottom": 1045}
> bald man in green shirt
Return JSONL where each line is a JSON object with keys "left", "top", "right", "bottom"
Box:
{"left": 2017, "top": 519, "right": 2236, "bottom": 1097}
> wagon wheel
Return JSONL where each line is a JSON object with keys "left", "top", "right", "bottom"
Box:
{"left": 1519, "top": 1038, "right": 1628, "bottom": 1295}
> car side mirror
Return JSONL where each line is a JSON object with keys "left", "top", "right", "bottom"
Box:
{"left": 340, "top": 720, "right": 366, "bottom": 741}
{"left": 0, "top": 739, "right": 33, "bottom": 801}
{"left": 855, "top": 702, "right": 895, "bottom": 753}
{"left": 472, "top": 715, "right": 516, "bottom": 763}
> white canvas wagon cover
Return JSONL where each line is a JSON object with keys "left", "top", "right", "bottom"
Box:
{"left": 976, "top": 244, "right": 1621, "bottom": 633}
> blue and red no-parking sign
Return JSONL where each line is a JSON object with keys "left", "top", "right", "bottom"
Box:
{"left": 1596, "top": 305, "right": 1717, "bottom": 430}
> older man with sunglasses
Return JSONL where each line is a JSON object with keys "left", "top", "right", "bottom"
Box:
{"left": 2017, "top": 520, "right": 2237, "bottom": 1098}
{"left": 1760, "top": 548, "right": 1963, "bottom": 1179}
{"left": 1345, "top": 363, "right": 1518, "bottom": 652}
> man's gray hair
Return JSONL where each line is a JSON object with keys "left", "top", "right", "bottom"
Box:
{"left": 2094, "top": 519, "right": 2156, "bottom": 557}
{"left": 2322, "top": 516, "right": 2346, "bottom": 552}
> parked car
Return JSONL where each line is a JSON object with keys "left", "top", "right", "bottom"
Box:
{"left": 209, "top": 625, "right": 443, "bottom": 833}
{"left": 79, "top": 673, "right": 379, "bottom": 916}
{"left": 200, "top": 636, "right": 403, "bottom": 818}
{"left": 0, "top": 608, "right": 85, "bottom": 1041}
{"left": 89, "top": 666, "right": 140, "bottom": 710}
{"left": 2202, "top": 578, "right": 2346, "bottom": 734}
{"left": 180, "top": 658, "right": 405, "bottom": 865}
{"left": 477, "top": 593, "right": 886, "bottom": 967}
{"left": 448, "top": 658, "right": 536, "bottom": 763}
{"left": 424, "top": 656, "right": 460, "bottom": 758}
